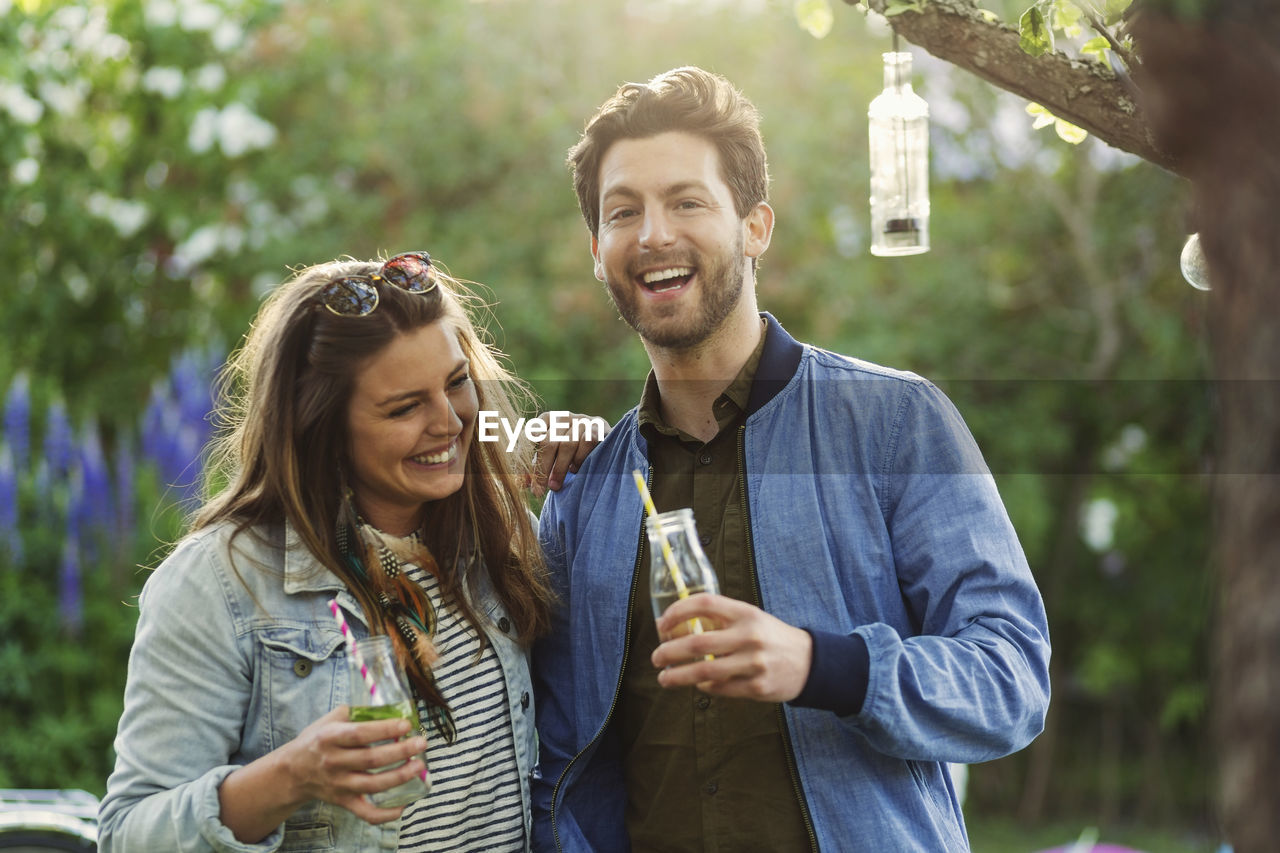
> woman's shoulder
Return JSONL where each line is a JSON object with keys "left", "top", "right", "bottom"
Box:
{"left": 144, "top": 519, "right": 287, "bottom": 601}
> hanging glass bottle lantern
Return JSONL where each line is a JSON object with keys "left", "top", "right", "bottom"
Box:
{"left": 869, "top": 47, "right": 930, "bottom": 256}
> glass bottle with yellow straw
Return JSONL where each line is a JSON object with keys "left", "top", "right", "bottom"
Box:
{"left": 632, "top": 470, "right": 719, "bottom": 647}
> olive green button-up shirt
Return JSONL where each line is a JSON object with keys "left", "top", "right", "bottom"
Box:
{"left": 617, "top": 325, "right": 810, "bottom": 852}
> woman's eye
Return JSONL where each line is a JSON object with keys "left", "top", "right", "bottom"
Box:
{"left": 449, "top": 374, "right": 472, "bottom": 391}
{"left": 389, "top": 402, "right": 417, "bottom": 418}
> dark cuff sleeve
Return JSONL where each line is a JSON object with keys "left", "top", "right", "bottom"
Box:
{"left": 786, "top": 629, "right": 869, "bottom": 717}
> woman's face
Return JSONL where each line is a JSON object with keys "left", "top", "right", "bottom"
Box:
{"left": 345, "top": 320, "right": 478, "bottom": 536}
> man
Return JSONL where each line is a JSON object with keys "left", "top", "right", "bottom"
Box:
{"left": 531, "top": 66, "right": 1050, "bottom": 852}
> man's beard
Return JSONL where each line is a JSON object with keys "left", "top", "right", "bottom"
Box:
{"left": 604, "top": 234, "right": 746, "bottom": 351}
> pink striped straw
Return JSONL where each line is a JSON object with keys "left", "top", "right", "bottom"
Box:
{"left": 328, "top": 599, "right": 378, "bottom": 702}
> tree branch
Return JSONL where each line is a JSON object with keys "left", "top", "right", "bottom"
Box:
{"left": 1071, "top": 0, "right": 1139, "bottom": 72}
{"left": 847, "top": 0, "right": 1182, "bottom": 176}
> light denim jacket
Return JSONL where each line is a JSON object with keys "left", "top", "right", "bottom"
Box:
{"left": 531, "top": 314, "right": 1051, "bottom": 852}
{"left": 99, "top": 519, "right": 537, "bottom": 852}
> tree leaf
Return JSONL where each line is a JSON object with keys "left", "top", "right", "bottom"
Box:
{"left": 1052, "top": 0, "right": 1083, "bottom": 36}
{"left": 882, "top": 0, "right": 924, "bottom": 17}
{"left": 1081, "top": 35, "right": 1111, "bottom": 62}
{"left": 1103, "top": 0, "right": 1132, "bottom": 24}
{"left": 794, "top": 0, "right": 834, "bottom": 38}
{"left": 1018, "top": 6, "right": 1054, "bottom": 56}
{"left": 1026, "top": 102, "right": 1057, "bottom": 129}
{"left": 1054, "top": 118, "right": 1089, "bottom": 144}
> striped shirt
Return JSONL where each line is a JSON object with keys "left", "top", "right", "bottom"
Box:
{"left": 398, "top": 562, "right": 524, "bottom": 852}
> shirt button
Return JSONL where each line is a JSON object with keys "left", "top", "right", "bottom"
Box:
{"left": 292, "top": 659, "right": 312, "bottom": 678}
{"left": 498, "top": 617, "right": 511, "bottom": 633}
{"left": 521, "top": 691, "right": 531, "bottom": 711}
{"left": 696, "top": 696, "right": 710, "bottom": 710}
{"left": 699, "top": 533, "right": 711, "bottom": 546}
{"left": 699, "top": 453, "right": 713, "bottom": 466}
{"left": 705, "top": 782, "right": 718, "bottom": 795}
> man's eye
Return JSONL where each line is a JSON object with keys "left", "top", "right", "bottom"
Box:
{"left": 607, "top": 208, "right": 636, "bottom": 222}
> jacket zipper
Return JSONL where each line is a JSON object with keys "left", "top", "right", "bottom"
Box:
{"left": 738, "top": 425, "right": 820, "bottom": 852}
{"left": 550, "top": 465, "right": 648, "bottom": 852}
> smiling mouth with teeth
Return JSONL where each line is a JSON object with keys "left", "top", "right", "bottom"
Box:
{"left": 411, "top": 442, "right": 458, "bottom": 466}
{"left": 641, "top": 266, "right": 694, "bottom": 293}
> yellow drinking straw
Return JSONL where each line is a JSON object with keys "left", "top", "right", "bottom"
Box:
{"left": 633, "top": 469, "right": 705, "bottom": 637}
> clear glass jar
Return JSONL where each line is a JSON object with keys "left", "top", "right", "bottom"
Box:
{"left": 646, "top": 508, "right": 719, "bottom": 633}
{"left": 347, "top": 635, "right": 431, "bottom": 807}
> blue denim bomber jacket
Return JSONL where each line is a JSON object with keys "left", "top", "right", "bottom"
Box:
{"left": 530, "top": 314, "right": 1051, "bottom": 852}
{"left": 99, "top": 520, "right": 537, "bottom": 852}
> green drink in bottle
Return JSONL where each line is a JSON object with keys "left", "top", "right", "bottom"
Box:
{"left": 348, "top": 637, "right": 431, "bottom": 808}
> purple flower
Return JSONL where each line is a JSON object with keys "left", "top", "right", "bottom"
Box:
{"left": 140, "top": 380, "right": 179, "bottom": 483}
{"left": 43, "top": 397, "right": 74, "bottom": 482}
{"left": 0, "top": 444, "right": 21, "bottom": 566}
{"left": 59, "top": 529, "right": 83, "bottom": 635}
{"left": 4, "top": 372, "right": 31, "bottom": 469}
{"left": 139, "top": 350, "right": 220, "bottom": 508}
{"left": 76, "top": 423, "right": 114, "bottom": 537}
{"left": 114, "top": 435, "right": 136, "bottom": 550}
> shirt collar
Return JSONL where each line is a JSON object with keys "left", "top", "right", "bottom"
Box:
{"left": 638, "top": 317, "right": 768, "bottom": 439}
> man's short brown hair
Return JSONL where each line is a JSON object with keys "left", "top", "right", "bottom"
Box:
{"left": 568, "top": 66, "right": 770, "bottom": 236}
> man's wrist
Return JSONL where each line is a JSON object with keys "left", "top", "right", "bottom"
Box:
{"left": 786, "top": 628, "right": 869, "bottom": 716}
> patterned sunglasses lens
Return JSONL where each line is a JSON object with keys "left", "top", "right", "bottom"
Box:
{"left": 320, "top": 278, "right": 380, "bottom": 316}
{"left": 380, "top": 252, "right": 435, "bottom": 293}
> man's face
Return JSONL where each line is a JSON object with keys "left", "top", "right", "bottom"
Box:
{"left": 590, "top": 131, "right": 770, "bottom": 351}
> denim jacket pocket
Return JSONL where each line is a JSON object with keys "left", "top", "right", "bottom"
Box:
{"left": 280, "top": 819, "right": 335, "bottom": 852}
{"left": 256, "top": 624, "right": 346, "bottom": 748}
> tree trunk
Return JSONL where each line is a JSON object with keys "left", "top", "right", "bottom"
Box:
{"left": 1129, "top": 7, "right": 1280, "bottom": 852}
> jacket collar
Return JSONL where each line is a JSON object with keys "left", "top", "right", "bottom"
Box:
{"left": 281, "top": 521, "right": 348, "bottom": 596}
{"left": 746, "top": 312, "right": 805, "bottom": 417}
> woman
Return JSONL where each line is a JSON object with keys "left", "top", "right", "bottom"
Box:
{"left": 99, "top": 252, "right": 598, "bottom": 852}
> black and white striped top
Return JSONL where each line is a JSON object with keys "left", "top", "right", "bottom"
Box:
{"left": 398, "top": 562, "right": 524, "bottom": 852}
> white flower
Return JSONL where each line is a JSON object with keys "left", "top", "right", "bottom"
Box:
{"left": 188, "top": 106, "right": 220, "bottom": 153}
{"left": 68, "top": 5, "right": 130, "bottom": 62}
{"left": 145, "top": 161, "right": 170, "bottom": 189}
{"left": 39, "top": 80, "right": 87, "bottom": 116}
{"left": 211, "top": 20, "right": 244, "bottom": 52}
{"left": 145, "top": 0, "right": 178, "bottom": 28}
{"left": 141, "top": 66, "right": 186, "bottom": 99}
{"left": 193, "top": 63, "right": 227, "bottom": 92}
{"left": 88, "top": 31, "right": 131, "bottom": 63}
{"left": 217, "top": 102, "right": 277, "bottom": 157}
{"left": 189, "top": 103, "right": 278, "bottom": 157}
{"left": 11, "top": 158, "right": 40, "bottom": 186}
{"left": 109, "top": 115, "right": 134, "bottom": 145}
{"left": 179, "top": 0, "right": 222, "bottom": 32}
{"left": 1080, "top": 497, "right": 1118, "bottom": 553}
{"left": 172, "top": 223, "right": 225, "bottom": 271}
{"left": 21, "top": 201, "right": 47, "bottom": 227}
{"left": 86, "top": 192, "right": 151, "bottom": 238}
{"left": 0, "top": 82, "right": 44, "bottom": 125}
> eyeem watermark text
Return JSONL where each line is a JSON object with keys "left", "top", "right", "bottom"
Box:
{"left": 477, "top": 411, "right": 608, "bottom": 452}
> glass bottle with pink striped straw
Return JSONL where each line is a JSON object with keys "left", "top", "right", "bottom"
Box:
{"left": 347, "top": 635, "right": 431, "bottom": 807}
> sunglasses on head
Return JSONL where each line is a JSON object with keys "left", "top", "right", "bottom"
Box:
{"left": 318, "top": 251, "right": 437, "bottom": 317}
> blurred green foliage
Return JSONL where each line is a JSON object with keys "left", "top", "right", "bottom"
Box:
{"left": 1, "top": 0, "right": 1214, "bottom": 836}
